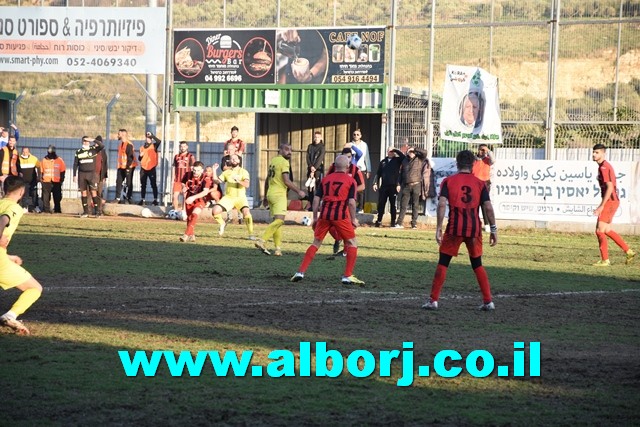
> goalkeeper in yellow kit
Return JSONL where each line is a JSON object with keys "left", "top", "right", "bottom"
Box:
{"left": 0, "top": 176, "right": 44, "bottom": 335}
{"left": 255, "top": 143, "right": 306, "bottom": 256}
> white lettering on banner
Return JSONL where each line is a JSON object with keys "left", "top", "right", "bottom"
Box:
{"left": 0, "top": 7, "right": 165, "bottom": 74}
{"left": 427, "top": 159, "right": 639, "bottom": 224}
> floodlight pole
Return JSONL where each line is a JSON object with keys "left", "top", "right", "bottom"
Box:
{"left": 426, "top": 0, "right": 436, "bottom": 159}
{"left": 11, "top": 90, "right": 26, "bottom": 125}
{"left": 106, "top": 93, "right": 120, "bottom": 146}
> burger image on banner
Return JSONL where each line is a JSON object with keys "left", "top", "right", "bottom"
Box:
{"left": 244, "top": 38, "right": 274, "bottom": 78}
{"left": 174, "top": 38, "right": 204, "bottom": 78}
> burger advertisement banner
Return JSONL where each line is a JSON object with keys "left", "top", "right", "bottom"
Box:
{"left": 173, "top": 27, "right": 385, "bottom": 85}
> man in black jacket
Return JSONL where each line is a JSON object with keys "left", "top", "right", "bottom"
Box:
{"left": 372, "top": 147, "right": 404, "bottom": 227}
{"left": 304, "top": 131, "right": 325, "bottom": 210}
{"left": 396, "top": 146, "right": 429, "bottom": 229}
{"left": 73, "top": 135, "right": 105, "bottom": 218}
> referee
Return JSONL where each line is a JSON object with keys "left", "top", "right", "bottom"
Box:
{"left": 73, "top": 135, "right": 105, "bottom": 218}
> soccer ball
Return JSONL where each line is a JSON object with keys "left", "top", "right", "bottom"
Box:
{"left": 346, "top": 34, "right": 362, "bottom": 50}
{"left": 301, "top": 216, "right": 312, "bottom": 226}
{"left": 166, "top": 209, "right": 179, "bottom": 220}
{"left": 140, "top": 207, "right": 153, "bottom": 218}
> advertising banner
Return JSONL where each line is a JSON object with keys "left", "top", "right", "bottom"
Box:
{"left": 0, "top": 7, "right": 166, "bottom": 74}
{"left": 427, "top": 159, "right": 638, "bottom": 224}
{"left": 173, "top": 27, "right": 385, "bottom": 85}
{"left": 439, "top": 65, "right": 502, "bottom": 144}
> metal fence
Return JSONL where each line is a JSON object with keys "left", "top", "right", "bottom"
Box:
{"left": 2, "top": 0, "right": 640, "bottom": 203}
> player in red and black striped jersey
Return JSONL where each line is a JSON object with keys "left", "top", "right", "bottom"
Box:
{"left": 422, "top": 150, "right": 497, "bottom": 311}
{"left": 172, "top": 141, "right": 196, "bottom": 210}
{"left": 179, "top": 161, "right": 213, "bottom": 242}
{"left": 290, "top": 155, "right": 365, "bottom": 286}
{"left": 592, "top": 144, "right": 635, "bottom": 266}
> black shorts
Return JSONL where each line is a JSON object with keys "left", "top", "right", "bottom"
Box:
{"left": 78, "top": 171, "right": 98, "bottom": 191}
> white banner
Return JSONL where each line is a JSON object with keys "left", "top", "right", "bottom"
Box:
{"left": 439, "top": 65, "right": 502, "bottom": 144}
{"left": 427, "top": 159, "right": 639, "bottom": 224}
{"left": 0, "top": 7, "right": 166, "bottom": 74}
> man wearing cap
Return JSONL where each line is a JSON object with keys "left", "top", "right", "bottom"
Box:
{"left": 73, "top": 135, "right": 104, "bottom": 217}
{"left": 372, "top": 147, "right": 405, "bottom": 227}
{"left": 40, "top": 145, "right": 66, "bottom": 214}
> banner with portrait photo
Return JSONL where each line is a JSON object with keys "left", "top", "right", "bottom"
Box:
{"left": 439, "top": 65, "right": 502, "bottom": 144}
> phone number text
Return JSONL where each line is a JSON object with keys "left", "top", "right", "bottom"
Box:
{"left": 67, "top": 57, "right": 137, "bottom": 67}
{"left": 331, "top": 74, "right": 380, "bottom": 83}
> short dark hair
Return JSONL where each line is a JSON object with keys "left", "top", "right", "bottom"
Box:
{"left": 456, "top": 150, "right": 476, "bottom": 170}
{"left": 81, "top": 135, "right": 91, "bottom": 142}
{"left": 119, "top": 128, "right": 127, "bottom": 133}
{"left": 179, "top": 140, "right": 188, "bottom": 145}
{"left": 341, "top": 147, "right": 352, "bottom": 155}
{"left": 3, "top": 175, "right": 25, "bottom": 194}
{"left": 593, "top": 143, "right": 606, "bottom": 151}
{"left": 231, "top": 126, "right": 239, "bottom": 132}
{"left": 193, "top": 161, "right": 205, "bottom": 169}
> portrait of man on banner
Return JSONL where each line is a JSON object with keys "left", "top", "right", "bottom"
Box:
{"left": 440, "top": 65, "right": 502, "bottom": 145}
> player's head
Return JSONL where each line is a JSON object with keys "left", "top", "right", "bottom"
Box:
{"left": 386, "top": 147, "right": 396, "bottom": 158}
{"left": 179, "top": 141, "right": 188, "bottom": 153}
{"left": 205, "top": 166, "right": 213, "bottom": 176}
{"left": 456, "top": 150, "right": 476, "bottom": 172}
{"left": 226, "top": 142, "right": 237, "bottom": 154}
{"left": 48, "top": 145, "right": 56, "bottom": 154}
{"left": 341, "top": 147, "right": 353, "bottom": 162}
{"left": 7, "top": 135, "right": 16, "bottom": 149}
{"left": 334, "top": 155, "right": 350, "bottom": 171}
{"left": 192, "top": 161, "right": 204, "bottom": 177}
{"left": 279, "top": 143, "right": 293, "bottom": 160}
{"left": 230, "top": 154, "right": 240, "bottom": 167}
{"left": 477, "top": 143, "right": 489, "bottom": 156}
{"left": 592, "top": 144, "right": 606, "bottom": 163}
{"left": 118, "top": 128, "right": 128, "bottom": 140}
{"left": 20, "top": 147, "right": 30, "bottom": 157}
{"left": 231, "top": 125, "right": 239, "bottom": 137}
{"left": 81, "top": 136, "right": 92, "bottom": 149}
{"left": 352, "top": 129, "right": 362, "bottom": 142}
{"left": 3, "top": 175, "right": 25, "bottom": 197}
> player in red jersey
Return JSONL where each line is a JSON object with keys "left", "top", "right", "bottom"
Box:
{"left": 422, "top": 150, "right": 497, "bottom": 311}
{"left": 591, "top": 144, "right": 635, "bottom": 266}
{"left": 172, "top": 141, "right": 196, "bottom": 210}
{"left": 290, "top": 155, "right": 365, "bottom": 286}
{"left": 179, "top": 161, "right": 212, "bottom": 242}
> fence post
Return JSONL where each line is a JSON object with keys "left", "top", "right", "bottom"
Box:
{"left": 11, "top": 90, "right": 26, "bottom": 126}
{"left": 106, "top": 93, "right": 120, "bottom": 200}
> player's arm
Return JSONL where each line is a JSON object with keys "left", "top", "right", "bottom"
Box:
{"left": 435, "top": 196, "right": 447, "bottom": 245}
{"left": 372, "top": 160, "right": 383, "bottom": 191}
{"left": 0, "top": 214, "right": 9, "bottom": 248}
{"left": 355, "top": 169, "right": 365, "bottom": 192}
{"left": 348, "top": 198, "right": 358, "bottom": 228}
{"left": 283, "top": 172, "right": 306, "bottom": 198}
{"left": 595, "top": 181, "right": 614, "bottom": 214}
{"left": 483, "top": 200, "right": 498, "bottom": 246}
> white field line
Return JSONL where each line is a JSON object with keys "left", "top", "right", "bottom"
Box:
{"left": 44, "top": 285, "right": 640, "bottom": 307}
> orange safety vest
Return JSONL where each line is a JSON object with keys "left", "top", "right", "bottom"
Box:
{"left": 1, "top": 147, "right": 18, "bottom": 176}
{"left": 139, "top": 144, "right": 158, "bottom": 170}
{"left": 41, "top": 157, "right": 66, "bottom": 183}
{"left": 117, "top": 140, "right": 137, "bottom": 169}
{"left": 472, "top": 158, "right": 491, "bottom": 182}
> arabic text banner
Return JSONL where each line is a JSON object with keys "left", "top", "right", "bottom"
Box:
{"left": 427, "top": 159, "right": 639, "bottom": 224}
{"left": 0, "top": 7, "right": 166, "bottom": 74}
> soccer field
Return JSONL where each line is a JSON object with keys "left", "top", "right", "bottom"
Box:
{"left": 1, "top": 214, "right": 639, "bottom": 425}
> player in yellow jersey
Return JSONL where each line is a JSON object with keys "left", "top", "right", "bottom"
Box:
{"left": 0, "top": 176, "right": 43, "bottom": 335}
{"left": 255, "top": 143, "right": 306, "bottom": 256}
{"left": 210, "top": 154, "right": 255, "bottom": 239}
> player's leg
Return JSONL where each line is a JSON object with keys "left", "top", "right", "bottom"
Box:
{"left": 375, "top": 187, "right": 386, "bottom": 226}
{"left": 423, "top": 234, "right": 459, "bottom": 309}
{"left": 114, "top": 168, "right": 124, "bottom": 202}
{"left": 139, "top": 169, "right": 148, "bottom": 203}
{"left": 292, "top": 220, "right": 330, "bottom": 281}
{"left": 0, "top": 260, "right": 42, "bottom": 335}
{"left": 410, "top": 184, "right": 420, "bottom": 228}
{"left": 125, "top": 168, "right": 134, "bottom": 202}
{"left": 594, "top": 219, "right": 611, "bottom": 265}
{"left": 149, "top": 168, "right": 159, "bottom": 204}
{"left": 396, "top": 186, "right": 409, "bottom": 227}
{"left": 240, "top": 205, "right": 254, "bottom": 238}
{"left": 465, "top": 237, "right": 493, "bottom": 309}
{"left": 80, "top": 176, "right": 91, "bottom": 217}
{"left": 389, "top": 186, "right": 398, "bottom": 227}
{"left": 42, "top": 182, "right": 52, "bottom": 213}
{"left": 258, "top": 195, "right": 286, "bottom": 254}
{"left": 213, "top": 199, "right": 230, "bottom": 236}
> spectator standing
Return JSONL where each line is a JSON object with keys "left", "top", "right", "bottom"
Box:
{"left": 396, "top": 147, "right": 430, "bottom": 229}
{"left": 0, "top": 135, "right": 21, "bottom": 183}
{"left": 304, "top": 131, "right": 325, "bottom": 210}
{"left": 226, "top": 126, "right": 246, "bottom": 156}
{"left": 422, "top": 150, "right": 497, "bottom": 311}
{"left": 93, "top": 136, "right": 108, "bottom": 209}
{"left": 113, "top": 129, "right": 136, "bottom": 204}
{"left": 350, "top": 128, "right": 371, "bottom": 212}
{"left": 372, "top": 147, "right": 404, "bottom": 227}
{"left": 0, "top": 124, "right": 19, "bottom": 149}
{"left": 472, "top": 143, "right": 495, "bottom": 232}
{"left": 172, "top": 141, "right": 195, "bottom": 210}
{"left": 73, "top": 135, "right": 105, "bottom": 218}
{"left": 40, "top": 145, "right": 66, "bottom": 214}
{"left": 0, "top": 176, "right": 44, "bottom": 335}
{"left": 138, "top": 131, "right": 161, "bottom": 206}
{"left": 18, "top": 147, "right": 39, "bottom": 212}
